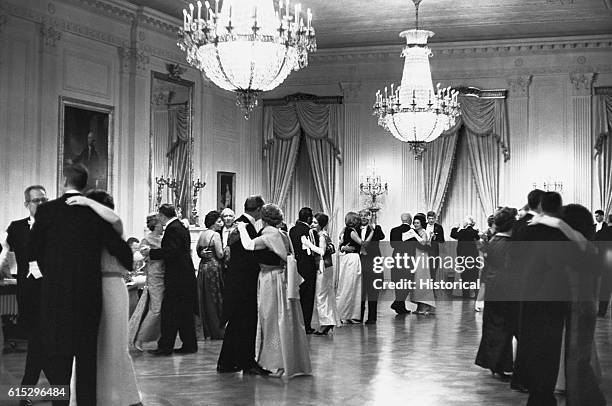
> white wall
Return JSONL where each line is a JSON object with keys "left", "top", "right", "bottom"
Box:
{"left": 0, "top": 0, "right": 263, "bottom": 239}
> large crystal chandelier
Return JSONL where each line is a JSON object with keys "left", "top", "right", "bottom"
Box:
{"left": 373, "top": 0, "right": 460, "bottom": 157}
{"left": 178, "top": 0, "right": 316, "bottom": 118}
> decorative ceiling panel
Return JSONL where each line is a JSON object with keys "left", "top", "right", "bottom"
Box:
{"left": 129, "top": 0, "right": 612, "bottom": 48}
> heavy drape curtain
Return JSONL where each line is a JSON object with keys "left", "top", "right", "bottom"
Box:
{"left": 422, "top": 123, "right": 460, "bottom": 217}
{"left": 167, "top": 105, "right": 190, "bottom": 215}
{"left": 595, "top": 94, "right": 612, "bottom": 216}
{"left": 462, "top": 97, "right": 509, "bottom": 216}
{"left": 263, "top": 101, "right": 342, "bottom": 234}
{"left": 422, "top": 95, "right": 509, "bottom": 217}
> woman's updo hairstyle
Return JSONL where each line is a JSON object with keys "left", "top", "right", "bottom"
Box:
{"left": 204, "top": 210, "right": 221, "bottom": 228}
{"left": 413, "top": 213, "right": 426, "bottom": 228}
{"left": 493, "top": 207, "right": 517, "bottom": 233}
{"left": 314, "top": 213, "right": 329, "bottom": 229}
{"left": 344, "top": 212, "right": 360, "bottom": 228}
{"left": 86, "top": 189, "right": 114, "bottom": 209}
{"left": 261, "top": 203, "right": 284, "bottom": 227}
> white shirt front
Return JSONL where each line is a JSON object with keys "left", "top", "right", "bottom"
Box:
{"left": 596, "top": 222, "right": 603, "bottom": 232}
{"left": 426, "top": 223, "right": 434, "bottom": 236}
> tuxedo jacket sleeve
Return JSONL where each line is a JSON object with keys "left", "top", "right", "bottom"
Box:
{"left": 389, "top": 226, "right": 402, "bottom": 250}
{"left": 450, "top": 227, "right": 460, "bottom": 240}
{"left": 372, "top": 225, "right": 385, "bottom": 241}
{"left": 150, "top": 224, "right": 182, "bottom": 262}
{"left": 435, "top": 224, "right": 445, "bottom": 243}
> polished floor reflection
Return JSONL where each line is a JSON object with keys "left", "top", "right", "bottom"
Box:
{"left": 1, "top": 299, "right": 611, "bottom": 405}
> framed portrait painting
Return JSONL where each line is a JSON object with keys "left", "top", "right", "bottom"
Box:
{"left": 58, "top": 97, "right": 114, "bottom": 194}
{"left": 217, "top": 172, "right": 236, "bottom": 212}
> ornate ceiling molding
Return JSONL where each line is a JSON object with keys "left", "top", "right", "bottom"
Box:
{"left": 310, "top": 35, "right": 612, "bottom": 65}
{"left": 284, "top": 64, "right": 612, "bottom": 88}
{"left": 58, "top": 0, "right": 136, "bottom": 23}
{"left": 0, "top": 0, "right": 187, "bottom": 63}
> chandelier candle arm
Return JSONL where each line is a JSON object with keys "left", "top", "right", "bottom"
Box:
{"left": 372, "top": 0, "right": 460, "bottom": 156}
{"left": 178, "top": 0, "right": 316, "bottom": 118}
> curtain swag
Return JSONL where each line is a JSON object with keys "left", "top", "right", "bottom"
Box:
{"left": 263, "top": 102, "right": 343, "bottom": 163}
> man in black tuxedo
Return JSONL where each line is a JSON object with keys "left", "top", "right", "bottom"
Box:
{"left": 217, "top": 196, "right": 270, "bottom": 375}
{"left": 516, "top": 191, "right": 572, "bottom": 406}
{"left": 359, "top": 209, "right": 385, "bottom": 324}
{"left": 143, "top": 204, "right": 197, "bottom": 355}
{"left": 389, "top": 213, "right": 415, "bottom": 314}
{"left": 27, "top": 164, "right": 132, "bottom": 406}
{"left": 508, "top": 188, "right": 544, "bottom": 393}
{"left": 426, "top": 211, "right": 445, "bottom": 281}
{"left": 594, "top": 209, "right": 608, "bottom": 236}
{"left": 3, "top": 185, "right": 47, "bottom": 391}
{"left": 289, "top": 207, "right": 318, "bottom": 334}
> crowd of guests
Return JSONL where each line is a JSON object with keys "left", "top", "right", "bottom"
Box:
{"left": 0, "top": 163, "right": 610, "bottom": 405}
{"left": 474, "top": 189, "right": 611, "bottom": 406}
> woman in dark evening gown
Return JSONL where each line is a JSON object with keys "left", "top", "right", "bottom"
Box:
{"left": 475, "top": 207, "right": 518, "bottom": 379}
{"left": 196, "top": 211, "right": 225, "bottom": 340}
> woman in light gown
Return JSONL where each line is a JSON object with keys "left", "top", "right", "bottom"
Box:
{"left": 410, "top": 213, "right": 436, "bottom": 315}
{"left": 196, "top": 211, "right": 225, "bottom": 340}
{"left": 336, "top": 212, "right": 367, "bottom": 323}
{"left": 236, "top": 203, "right": 311, "bottom": 378}
{"left": 301, "top": 213, "right": 339, "bottom": 335}
{"left": 129, "top": 213, "right": 165, "bottom": 350}
{"left": 66, "top": 191, "right": 141, "bottom": 406}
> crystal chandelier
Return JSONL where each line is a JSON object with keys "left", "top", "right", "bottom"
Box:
{"left": 177, "top": 0, "right": 316, "bottom": 118}
{"left": 373, "top": 0, "right": 460, "bottom": 158}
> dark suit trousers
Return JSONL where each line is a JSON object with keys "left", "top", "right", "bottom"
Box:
{"left": 158, "top": 290, "right": 197, "bottom": 351}
{"left": 218, "top": 304, "right": 258, "bottom": 370}
{"left": 518, "top": 301, "right": 567, "bottom": 406}
{"left": 19, "top": 277, "right": 43, "bottom": 386}
{"left": 298, "top": 265, "right": 316, "bottom": 330}
{"left": 360, "top": 256, "right": 380, "bottom": 321}
{"left": 44, "top": 323, "right": 99, "bottom": 406}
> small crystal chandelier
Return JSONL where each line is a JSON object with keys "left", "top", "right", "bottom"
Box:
{"left": 178, "top": 0, "right": 316, "bottom": 118}
{"left": 373, "top": 0, "right": 460, "bottom": 158}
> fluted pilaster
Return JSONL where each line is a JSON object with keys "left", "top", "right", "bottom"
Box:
{"left": 339, "top": 81, "right": 362, "bottom": 215}
{"left": 570, "top": 71, "right": 595, "bottom": 207}
{"left": 506, "top": 75, "right": 532, "bottom": 205}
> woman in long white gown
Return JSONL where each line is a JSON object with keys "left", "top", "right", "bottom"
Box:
{"left": 410, "top": 213, "right": 436, "bottom": 315}
{"left": 236, "top": 204, "right": 311, "bottom": 378}
{"left": 129, "top": 213, "right": 165, "bottom": 350}
{"left": 66, "top": 192, "right": 141, "bottom": 406}
{"left": 336, "top": 212, "right": 367, "bottom": 323}
{"left": 301, "top": 213, "right": 339, "bottom": 335}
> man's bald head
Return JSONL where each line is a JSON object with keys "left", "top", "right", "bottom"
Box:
{"left": 401, "top": 213, "right": 412, "bottom": 224}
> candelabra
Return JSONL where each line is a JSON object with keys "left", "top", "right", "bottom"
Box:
{"left": 360, "top": 174, "right": 388, "bottom": 224}
{"left": 155, "top": 176, "right": 179, "bottom": 210}
{"left": 532, "top": 181, "right": 563, "bottom": 194}
{"left": 191, "top": 178, "right": 207, "bottom": 226}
